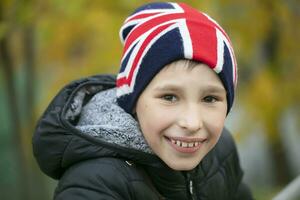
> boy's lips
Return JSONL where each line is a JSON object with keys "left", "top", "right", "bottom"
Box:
{"left": 164, "top": 136, "right": 207, "bottom": 153}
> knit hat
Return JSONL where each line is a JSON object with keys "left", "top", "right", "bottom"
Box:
{"left": 116, "top": 2, "right": 237, "bottom": 114}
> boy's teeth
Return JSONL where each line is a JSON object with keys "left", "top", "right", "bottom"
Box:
{"left": 171, "top": 139, "right": 203, "bottom": 148}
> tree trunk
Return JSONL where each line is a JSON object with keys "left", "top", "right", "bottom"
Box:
{"left": 0, "top": 2, "right": 33, "bottom": 199}
{"left": 23, "top": 21, "right": 49, "bottom": 200}
{"left": 0, "top": 29, "right": 31, "bottom": 200}
{"left": 24, "top": 24, "right": 36, "bottom": 125}
{"left": 261, "top": 1, "right": 293, "bottom": 186}
{"left": 267, "top": 125, "right": 293, "bottom": 185}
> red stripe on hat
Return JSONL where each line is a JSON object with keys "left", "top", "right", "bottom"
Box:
{"left": 188, "top": 21, "right": 217, "bottom": 68}
{"left": 178, "top": 3, "right": 217, "bottom": 68}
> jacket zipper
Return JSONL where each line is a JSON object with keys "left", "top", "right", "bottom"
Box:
{"left": 186, "top": 172, "right": 197, "bottom": 200}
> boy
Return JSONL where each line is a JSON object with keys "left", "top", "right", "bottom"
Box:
{"left": 33, "top": 2, "right": 253, "bottom": 199}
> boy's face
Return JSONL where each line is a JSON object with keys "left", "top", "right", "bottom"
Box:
{"left": 135, "top": 60, "right": 227, "bottom": 171}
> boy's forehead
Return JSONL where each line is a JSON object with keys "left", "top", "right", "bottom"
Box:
{"left": 164, "top": 59, "right": 201, "bottom": 69}
{"left": 159, "top": 60, "right": 213, "bottom": 76}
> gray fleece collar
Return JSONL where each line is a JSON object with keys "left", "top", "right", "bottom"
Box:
{"left": 76, "top": 88, "right": 153, "bottom": 154}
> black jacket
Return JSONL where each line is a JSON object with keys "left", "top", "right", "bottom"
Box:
{"left": 33, "top": 74, "right": 253, "bottom": 200}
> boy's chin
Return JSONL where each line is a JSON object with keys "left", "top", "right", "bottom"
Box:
{"left": 165, "top": 159, "right": 202, "bottom": 171}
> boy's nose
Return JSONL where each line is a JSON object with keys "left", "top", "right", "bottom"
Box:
{"left": 177, "top": 105, "right": 203, "bottom": 133}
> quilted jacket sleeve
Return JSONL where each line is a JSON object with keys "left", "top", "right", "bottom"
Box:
{"left": 54, "top": 158, "right": 133, "bottom": 200}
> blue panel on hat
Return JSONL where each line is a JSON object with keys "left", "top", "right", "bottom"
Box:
{"left": 132, "top": 2, "right": 174, "bottom": 15}
{"left": 133, "top": 27, "right": 184, "bottom": 99}
{"left": 119, "top": 43, "right": 137, "bottom": 73}
{"left": 122, "top": 25, "right": 135, "bottom": 42}
{"left": 118, "top": 28, "right": 184, "bottom": 113}
{"left": 218, "top": 42, "right": 234, "bottom": 112}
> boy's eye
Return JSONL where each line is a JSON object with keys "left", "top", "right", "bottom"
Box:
{"left": 161, "top": 94, "right": 178, "bottom": 102}
{"left": 203, "top": 95, "right": 218, "bottom": 103}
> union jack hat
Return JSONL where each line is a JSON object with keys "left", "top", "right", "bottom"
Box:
{"left": 116, "top": 2, "right": 237, "bottom": 114}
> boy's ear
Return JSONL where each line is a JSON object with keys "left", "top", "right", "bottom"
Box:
{"left": 133, "top": 113, "right": 138, "bottom": 120}
{"left": 132, "top": 107, "right": 136, "bottom": 115}
{"left": 132, "top": 108, "right": 138, "bottom": 120}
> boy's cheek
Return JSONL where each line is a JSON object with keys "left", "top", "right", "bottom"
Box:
{"left": 211, "top": 122, "right": 225, "bottom": 145}
{"left": 205, "top": 113, "right": 226, "bottom": 142}
{"left": 206, "top": 108, "right": 227, "bottom": 129}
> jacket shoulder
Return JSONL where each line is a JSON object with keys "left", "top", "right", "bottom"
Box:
{"left": 54, "top": 157, "right": 134, "bottom": 199}
{"left": 54, "top": 157, "right": 158, "bottom": 200}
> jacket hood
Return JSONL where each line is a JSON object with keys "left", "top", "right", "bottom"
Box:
{"left": 32, "top": 75, "right": 162, "bottom": 180}
{"left": 76, "top": 88, "right": 153, "bottom": 154}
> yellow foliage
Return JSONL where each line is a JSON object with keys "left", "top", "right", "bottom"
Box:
{"left": 241, "top": 66, "right": 299, "bottom": 141}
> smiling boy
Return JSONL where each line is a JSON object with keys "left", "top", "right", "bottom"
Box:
{"left": 136, "top": 60, "right": 227, "bottom": 171}
{"left": 33, "top": 2, "right": 253, "bottom": 200}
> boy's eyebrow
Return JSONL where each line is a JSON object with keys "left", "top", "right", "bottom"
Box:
{"left": 202, "top": 85, "right": 227, "bottom": 94}
{"left": 153, "top": 84, "right": 182, "bottom": 91}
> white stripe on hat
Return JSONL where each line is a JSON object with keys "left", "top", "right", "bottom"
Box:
{"left": 215, "top": 29, "right": 225, "bottom": 73}
{"left": 178, "top": 19, "right": 193, "bottom": 59}
{"left": 214, "top": 29, "right": 237, "bottom": 86}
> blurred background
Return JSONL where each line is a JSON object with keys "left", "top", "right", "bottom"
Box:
{"left": 0, "top": 0, "right": 299, "bottom": 199}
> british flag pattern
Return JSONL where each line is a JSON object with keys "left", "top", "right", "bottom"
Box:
{"left": 116, "top": 2, "right": 237, "bottom": 113}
